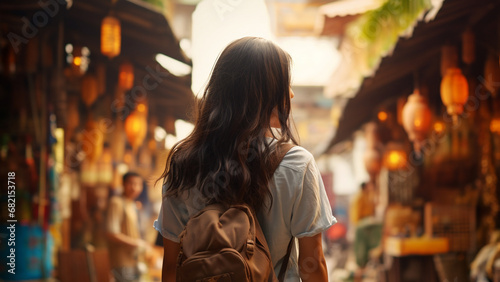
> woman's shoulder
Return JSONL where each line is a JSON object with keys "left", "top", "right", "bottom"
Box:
{"left": 278, "top": 145, "right": 315, "bottom": 173}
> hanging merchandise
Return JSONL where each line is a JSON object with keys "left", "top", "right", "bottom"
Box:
{"left": 110, "top": 117, "right": 126, "bottom": 162}
{"left": 97, "top": 146, "right": 113, "bottom": 186}
{"left": 80, "top": 158, "right": 98, "bottom": 187}
{"left": 440, "top": 45, "right": 458, "bottom": 77}
{"left": 66, "top": 95, "right": 80, "bottom": 142}
{"left": 118, "top": 61, "right": 134, "bottom": 90}
{"left": 441, "top": 67, "right": 469, "bottom": 120}
{"left": 101, "top": 15, "right": 121, "bottom": 58}
{"left": 82, "top": 117, "right": 104, "bottom": 163}
{"left": 402, "top": 89, "right": 432, "bottom": 154}
{"left": 364, "top": 147, "right": 382, "bottom": 177}
{"left": 25, "top": 36, "right": 39, "bottom": 73}
{"left": 461, "top": 28, "right": 475, "bottom": 65}
{"left": 81, "top": 73, "right": 99, "bottom": 107}
{"left": 6, "top": 46, "right": 16, "bottom": 74}
{"left": 484, "top": 54, "right": 500, "bottom": 97}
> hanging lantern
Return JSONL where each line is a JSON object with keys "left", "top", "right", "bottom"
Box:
{"left": 125, "top": 109, "right": 148, "bottom": 150}
{"left": 118, "top": 61, "right": 134, "bottom": 90}
{"left": 491, "top": 118, "right": 500, "bottom": 135}
{"left": 377, "top": 111, "right": 388, "bottom": 122}
{"left": 82, "top": 118, "right": 104, "bottom": 163}
{"left": 440, "top": 45, "right": 458, "bottom": 77}
{"left": 136, "top": 102, "right": 148, "bottom": 116}
{"left": 402, "top": 89, "right": 432, "bottom": 153}
{"left": 101, "top": 15, "right": 121, "bottom": 58}
{"left": 485, "top": 54, "right": 500, "bottom": 97}
{"left": 461, "top": 28, "right": 475, "bottom": 65}
{"left": 81, "top": 73, "right": 99, "bottom": 107}
{"left": 383, "top": 143, "right": 407, "bottom": 171}
{"left": 441, "top": 67, "right": 469, "bottom": 119}
{"left": 433, "top": 121, "right": 446, "bottom": 135}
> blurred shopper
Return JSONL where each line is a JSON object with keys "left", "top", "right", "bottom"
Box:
{"left": 350, "top": 182, "right": 382, "bottom": 281}
{"left": 154, "top": 37, "right": 336, "bottom": 282}
{"left": 106, "top": 172, "right": 151, "bottom": 282}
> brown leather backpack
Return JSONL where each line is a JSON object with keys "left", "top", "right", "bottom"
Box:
{"left": 176, "top": 144, "right": 294, "bottom": 282}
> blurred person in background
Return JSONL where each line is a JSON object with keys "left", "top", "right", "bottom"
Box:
{"left": 106, "top": 172, "right": 152, "bottom": 282}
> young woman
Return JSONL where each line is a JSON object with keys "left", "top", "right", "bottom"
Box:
{"left": 154, "top": 37, "right": 335, "bottom": 281}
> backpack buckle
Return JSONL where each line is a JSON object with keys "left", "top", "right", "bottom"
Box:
{"left": 246, "top": 240, "right": 255, "bottom": 256}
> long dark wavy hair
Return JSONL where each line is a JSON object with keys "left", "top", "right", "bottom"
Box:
{"left": 158, "top": 37, "right": 298, "bottom": 212}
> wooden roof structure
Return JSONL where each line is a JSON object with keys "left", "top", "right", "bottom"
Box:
{"left": 325, "top": 0, "right": 500, "bottom": 153}
{"left": 0, "top": 0, "right": 195, "bottom": 123}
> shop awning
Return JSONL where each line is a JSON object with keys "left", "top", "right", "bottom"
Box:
{"left": 0, "top": 0, "right": 195, "bottom": 122}
{"left": 325, "top": 0, "right": 500, "bottom": 153}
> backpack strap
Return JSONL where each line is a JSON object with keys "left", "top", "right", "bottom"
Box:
{"left": 278, "top": 237, "right": 294, "bottom": 282}
{"left": 271, "top": 143, "right": 295, "bottom": 282}
{"left": 270, "top": 143, "right": 295, "bottom": 173}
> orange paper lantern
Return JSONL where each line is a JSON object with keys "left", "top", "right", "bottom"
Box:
{"left": 101, "top": 15, "right": 121, "bottom": 58}
{"left": 119, "top": 61, "right": 134, "bottom": 90}
{"left": 125, "top": 109, "right": 148, "bottom": 150}
{"left": 81, "top": 74, "right": 99, "bottom": 107}
{"left": 440, "top": 67, "right": 469, "bottom": 117}
{"left": 402, "top": 90, "right": 432, "bottom": 153}
{"left": 384, "top": 147, "right": 407, "bottom": 171}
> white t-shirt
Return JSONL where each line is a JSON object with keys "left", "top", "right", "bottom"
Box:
{"left": 154, "top": 142, "right": 336, "bottom": 281}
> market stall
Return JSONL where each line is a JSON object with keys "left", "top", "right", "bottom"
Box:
{"left": 323, "top": 0, "right": 500, "bottom": 280}
{"left": 0, "top": 0, "right": 194, "bottom": 280}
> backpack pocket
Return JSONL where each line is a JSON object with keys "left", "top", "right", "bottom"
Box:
{"left": 177, "top": 248, "right": 251, "bottom": 282}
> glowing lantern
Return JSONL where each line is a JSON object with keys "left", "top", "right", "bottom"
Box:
{"left": 440, "top": 68, "right": 469, "bottom": 118}
{"left": 384, "top": 146, "right": 407, "bottom": 171}
{"left": 118, "top": 61, "right": 134, "bottom": 90}
{"left": 125, "top": 108, "right": 148, "bottom": 150}
{"left": 433, "top": 121, "right": 445, "bottom": 135}
{"left": 81, "top": 74, "right": 99, "bottom": 107}
{"left": 402, "top": 90, "right": 432, "bottom": 153}
{"left": 378, "top": 111, "right": 388, "bottom": 122}
{"left": 485, "top": 54, "right": 500, "bottom": 97}
{"left": 101, "top": 15, "right": 121, "bottom": 58}
{"left": 491, "top": 118, "right": 500, "bottom": 134}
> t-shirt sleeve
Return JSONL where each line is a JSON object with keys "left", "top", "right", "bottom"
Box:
{"left": 290, "top": 158, "right": 336, "bottom": 238}
{"left": 153, "top": 191, "right": 190, "bottom": 243}
{"left": 107, "top": 197, "right": 123, "bottom": 234}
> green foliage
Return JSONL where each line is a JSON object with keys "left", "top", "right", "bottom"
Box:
{"left": 141, "top": 0, "right": 165, "bottom": 9}
{"left": 347, "top": 0, "right": 432, "bottom": 69}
